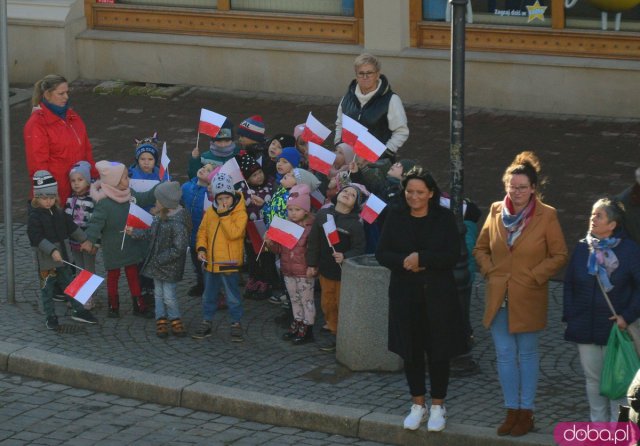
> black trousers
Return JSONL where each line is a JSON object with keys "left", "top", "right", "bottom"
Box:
{"left": 404, "top": 299, "right": 450, "bottom": 400}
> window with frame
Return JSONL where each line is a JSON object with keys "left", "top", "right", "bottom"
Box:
{"left": 229, "top": 0, "right": 355, "bottom": 16}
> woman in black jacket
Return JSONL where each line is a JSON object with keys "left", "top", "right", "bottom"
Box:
{"left": 376, "top": 166, "right": 468, "bottom": 432}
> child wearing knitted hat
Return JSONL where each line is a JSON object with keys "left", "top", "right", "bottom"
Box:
{"left": 27, "top": 170, "right": 98, "bottom": 330}
{"left": 265, "top": 184, "right": 317, "bottom": 344}
{"left": 237, "top": 153, "right": 278, "bottom": 301}
{"left": 263, "top": 133, "right": 296, "bottom": 179}
{"left": 64, "top": 160, "right": 97, "bottom": 309}
{"left": 193, "top": 172, "right": 248, "bottom": 342}
{"left": 189, "top": 119, "right": 240, "bottom": 179}
{"left": 263, "top": 148, "right": 301, "bottom": 227}
{"left": 306, "top": 183, "right": 366, "bottom": 352}
{"left": 83, "top": 160, "right": 159, "bottom": 318}
{"left": 129, "top": 134, "right": 161, "bottom": 181}
{"left": 126, "top": 182, "right": 190, "bottom": 338}
{"left": 237, "top": 115, "right": 267, "bottom": 159}
{"left": 182, "top": 163, "right": 216, "bottom": 297}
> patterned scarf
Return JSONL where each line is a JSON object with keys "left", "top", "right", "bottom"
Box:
{"left": 90, "top": 180, "right": 132, "bottom": 204}
{"left": 501, "top": 195, "right": 536, "bottom": 247}
{"left": 585, "top": 233, "right": 620, "bottom": 292}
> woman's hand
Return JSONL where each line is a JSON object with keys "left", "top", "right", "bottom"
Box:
{"left": 610, "top": 314, "right": 629, "bottom": 330}
{"left": 403, "top": 252, "right": 420, "bottom": 271}
{"left": 333, "top": 252, "right": 345, "bottom": 264}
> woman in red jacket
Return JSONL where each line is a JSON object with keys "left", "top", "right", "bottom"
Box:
{"left": 24, "top": 74, "right": 97, "bottom": 205}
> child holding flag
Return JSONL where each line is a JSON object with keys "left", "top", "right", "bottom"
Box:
{"left": 306, "top": 183, "right": 366, "bottom": 352}
{"left": 64, "top": 161, "right": 97, "bottom": 309}
{"left": 83, "top": 161, "right": 157, "bottom": 318}
{"left": 265, "top": 184, "right": 316, "bottom": 344}
{"left": 28, "top": 170, "right": 98, "bottom": 330}
{"left": 193, "top": 172, "right": 248, "bottom": 342}
{"left": 126, "top": 182, "right": 190, "bottom": 338}
{"left": 189, "top": 119, "right": 239, "bottom": 179}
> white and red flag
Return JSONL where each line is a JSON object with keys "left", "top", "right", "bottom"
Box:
{"left": 159, "top": 142, "right": 171, "bottom": 181}
{"left": 323, "top": 214, "right": 340, "bottom": 246}
{"left": 64, "top": 270, "right": 104, "bottom": 305}
{"left": 198, "top": 108, "right": 227, "bottom": 138}
{"left": 301, "top": 112, "right": 331, "bottom": 145}
{"left": 266, "top": 216, "right": 304, "bottom": 250}
{"left": 246, "top": 219, "right": 267, "bottom": 255}
{"left": 310, "top": 189, "right": 325, "bottom": 210}
{"left": 354, "top": 131, "right": 386, "bottom": 163}
{"left": 308, "top": 142, "right": 336, "bottom": 176}
{"left": 360, "top": 193, "right": 387, "bottom": 224}
{"left": 341, "top": 114, "right": 367, "bottom": 146}
{"left": 219, "top": 157, "right": 244, "bottom": 185}
{"left": 126, "top": 203, "right": 153, "bottom": 229}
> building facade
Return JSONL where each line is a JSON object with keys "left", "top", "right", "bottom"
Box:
{"left": 9, "top": 0, "right": 640, "bottom": 117}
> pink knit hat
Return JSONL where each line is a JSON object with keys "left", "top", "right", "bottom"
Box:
{"left": 95, "top": 160, "right": 126, "bottom": 187}
{"left": 287, "top": 184, "right": 311, "bottom": 212}
{"left": 293, "top": 123, "right": 306, "bottom": 140}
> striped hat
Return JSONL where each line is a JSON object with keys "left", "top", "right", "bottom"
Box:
{"left": 237, "top": 115, "right": 266, "bottom": 142}
{"left": 33, "top": 170, "right": 58, "bottom": 197}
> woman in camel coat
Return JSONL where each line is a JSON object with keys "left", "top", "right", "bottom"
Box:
{"left": 474, "top": 151, "right": 568, "bottom": 437}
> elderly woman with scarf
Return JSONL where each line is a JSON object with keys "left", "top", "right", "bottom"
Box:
{"left": 474, "top": 151, "right": 568, "bottom": 437}
{"left": 563, "top": 197, "right": 640, "bottom": 422}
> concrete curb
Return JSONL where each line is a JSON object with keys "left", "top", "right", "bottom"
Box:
{"left": 0, "top": 341, "right": 554, "bottom": 445}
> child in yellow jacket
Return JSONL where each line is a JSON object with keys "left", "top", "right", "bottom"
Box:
{"left": 192, "top": 172, "right": 248, "bottom": 342}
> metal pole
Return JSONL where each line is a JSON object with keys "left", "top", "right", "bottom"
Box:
{"left": 0, "top": 0, "right": 15, "bottom": 303}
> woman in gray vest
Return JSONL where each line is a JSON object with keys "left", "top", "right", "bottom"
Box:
{"left": 334, "top": 53, "right": 409, "bottom": 161}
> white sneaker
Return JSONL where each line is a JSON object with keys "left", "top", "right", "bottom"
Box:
{"left": 403, "top": 404, "right": 427, "bottom": 430}
{"left": 427, "top": 404, "right": 447, "bottom": 432}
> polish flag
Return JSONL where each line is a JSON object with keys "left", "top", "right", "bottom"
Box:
{"left": 246, "top": 219, "right": 267, "bottom": 254}
{"left": 64, "top": 270, "right": 104, "bottom": 305}
{"left": 198, "top": 108, "right": 227, "bottom": 138}
{"left": 323, "top": 214, "right": 340, "bottom": 246}
{"left": 219, "top": 157, "right": 244, "bottom": 185}
{"left": 354, "top": 131, "right": 386, "bottom": 163}
{"left": 158, "top": 142, "right": 171, "bottom": 181}
{"left": 308, "top": 142, "right": 336, "bottom": 176}
{"left": 126, "top": 203, "right": 153, "bottom": 229}
{"left": 266, "top": 216, "right": 304, "bottom": 250}
{"left": 301, "top": 112, "right": 331, "bottom": 145}
{"left": 310, "top": 189, "right": 325, "bottom": 210}
{"left": 360, "top": 193, "right": 387, "bottom": 224}
{"left": 341, "top": 114, "right": 367, "bottom": 146}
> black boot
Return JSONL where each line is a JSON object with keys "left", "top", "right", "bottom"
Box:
{"left": 132, "top": 296, "right": 153, "bottom": 319}
{"left": 293, "top": 324, "right": 314, "bottom": 345}
{"left": 282, "top": 320, "right": 300, "bottom": 340}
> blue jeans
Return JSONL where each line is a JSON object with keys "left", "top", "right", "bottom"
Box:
{"left": 202, "top": 271, "right": 243, "bottom": 323}
{"left": 154, "top": 280, "right": 180, "bottom": 320}
{"left": 490, "top": 307, "right": 540, "bottom": 410}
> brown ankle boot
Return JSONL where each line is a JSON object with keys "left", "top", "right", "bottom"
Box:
{"left": 497, "top": 409, "right": 519, "bottom": 436}
{"left": 510, "top": 409, "right": 534, "bottom": 436}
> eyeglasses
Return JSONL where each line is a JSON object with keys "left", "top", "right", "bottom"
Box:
{"left": 507, "top": 185, "right": 531, "bottom": 193}
{"left": 356, "top": 71, "right": 378, "bottom": 79}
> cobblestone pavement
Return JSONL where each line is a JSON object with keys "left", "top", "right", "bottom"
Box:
{"left": 1, "top": 81, "right": 638, "bottom": 439}
{"left": 0, "top": 371, "right": 391, "bottom": 446}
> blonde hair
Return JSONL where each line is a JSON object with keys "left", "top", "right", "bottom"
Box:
{"left": 31, "top": 195, "right": 60, "bottom": 209}
{"left": 502, "top": 151, "right": 545, "bottom": 198}
{"left": 354, "top": 53, "right": 381, "bottom": 72}
{"left": 32, "top": 74, "right": 67, "bottom": 107}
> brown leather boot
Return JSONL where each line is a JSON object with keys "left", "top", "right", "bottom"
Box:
{"left": 497, "top": 409, "right": 519, "bottom": 436}
{"left": 510, "top": 409, "right": 534, "bottom": 436}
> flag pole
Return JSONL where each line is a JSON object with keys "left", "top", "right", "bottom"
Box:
{"left": 121, "top": 227, "right": 127, "bottom": 250}
{"left": 196, "top": 132, "right": 200, "bottom": 149}
{"left": 255, "top": 239, "right": 267, "bottom": 262}
{"left": 61, "top": 260, "right": 84, "bottom": 271}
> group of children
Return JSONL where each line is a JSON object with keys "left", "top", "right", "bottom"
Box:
{"left": 28, "top": 114, "right": 428, "bottom": 350}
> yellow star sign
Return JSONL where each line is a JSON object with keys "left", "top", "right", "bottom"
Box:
{"left": 526, "top": 0, "right": 547, "bottom": 22}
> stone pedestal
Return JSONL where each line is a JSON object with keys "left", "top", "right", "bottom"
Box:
{"left": 336, "top": 255, "right": 403, "bottom": 372}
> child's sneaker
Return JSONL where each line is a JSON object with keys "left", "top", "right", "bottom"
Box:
{"left": 403, "top": 404, "right": 428, "bottom": 430}
{"left": 156, "top": 318, "right": 169, "bottom": 338}
{"left": 427, "top": 405, "right": 447, "bottom": 432}
{"left": 45, "top": 316, "right": 59, "bottom": 330}
{"left": 71, "top": 310, "right": 98, "bottom": 324}
{"left": 192, "top": 321, "right": 212, "bottom": 339}
{"left": 230, "top": 322, "right": 244, "bottom": 342}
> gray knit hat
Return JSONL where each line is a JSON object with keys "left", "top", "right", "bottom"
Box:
{"left": 293, "top": 168, "right": 321, "bottom": 192}
{"left": 69, "top": 160, "right": 92, "bottom": 185}
{"left": 210, "top": 172, "right": 235, "bottom": 199}
{"left": 33, "top": 170, "right": 57, "bottom": 197}
{"left": 154, "top": 181, "right": 181, "bottom": 209}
